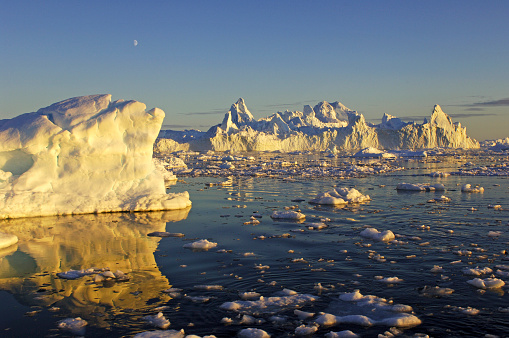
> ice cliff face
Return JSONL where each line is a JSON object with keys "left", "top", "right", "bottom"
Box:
{"left": 0, "top": 94, "right": 191, "bottom": 219}
{"left": 155, "top": 99, "right": 479, "bottom": 153}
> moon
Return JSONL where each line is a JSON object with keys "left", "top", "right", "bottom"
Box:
{"left": 133, "top": 40, "right": 138, "bottom": 47}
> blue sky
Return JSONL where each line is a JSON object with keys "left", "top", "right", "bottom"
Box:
{"left": 1, "top": 1, "right": 508, "bottom": 140}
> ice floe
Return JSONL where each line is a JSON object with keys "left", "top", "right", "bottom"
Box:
{"left": 271, "top": 210, "right": 306, "bottom": 220}
{"left": 396, "top": 183, "right": 446, "bottom": 191}
{"left": 57, "top": 317, "right": 88, "bottom": 335}
{"left": 309, "top": 187, "right": 371, "bottom": 205}
{"left": 360, "top": 228, "right": 395, "bottom": 242}
{"left": 461, "top": 184, "right": 484, "bottom": 193}
{"left": 183, "top": 239, "right": 218, "bottom": 250}
{"left": 314, "top": 290, "right": 421, "bottom": 328}
{"left": 0, "top": 232, "right": 18, "bottom": 249}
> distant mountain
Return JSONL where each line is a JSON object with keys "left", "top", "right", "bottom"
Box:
{"left": 155, "top": 99, "right": 479, "bottom": 153}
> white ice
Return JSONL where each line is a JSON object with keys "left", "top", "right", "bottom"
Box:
{"left": 309, "top": 187, "right": 371, "bottom": 205}
{"left": 360, "top": 228, "right": 395, "bottom": 242}
{"left": 0, "top": 94, "right": 191, "bottom": 219}
{"left": 183, "top": 239, "right": 218, "bottom": 250}
{"left": 461, "top": 184, "right": 484, "bottom": 193}
{"left": 271, "top": 210, "right": 306, "bottom": 220}
{"left": 0, "top": 232, "right": 18, "bottom": 249}
{"left": 57, "top": 317, "right": 88, "bottom": 335}
{"left": 396, "top": 183, "right": 446, "bottom": 191}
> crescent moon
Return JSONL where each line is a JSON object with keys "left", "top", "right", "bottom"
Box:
{"left": 134, "top": 40, "right": 138, "bottom": 47}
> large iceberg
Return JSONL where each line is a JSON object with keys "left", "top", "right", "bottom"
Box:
{"left": 0, "top": 94, "right": 191, "bottom": 219}
{"left": 155, "top": 99, "right": 479, "bottom": 153}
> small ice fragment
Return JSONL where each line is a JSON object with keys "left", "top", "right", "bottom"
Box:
{"left": 143, "top": 312, "right": 170, "bottom": 329}
{"left": 271, "top": 210, "right": 305, "bottom": 220}
{"left": 238, "top": 328, "right": 270, "bottom": 338}
{"left": 183, "top": 239, "right": 218, "bottom": 250}
{"left": 58, "top": 317, "right": 88, "bottom": 335}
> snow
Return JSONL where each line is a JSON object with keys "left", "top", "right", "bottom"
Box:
{"left": 309, "top": 187, "right": 370, "bottom": 205}
{"left": 0, "top": 95, "right": 191, "bottom": 219}
{"left": 0, "top": 232, "right": 18, "bottom": 249}
{"left": 156, "top": 99, "right": 479, "bottom": 152}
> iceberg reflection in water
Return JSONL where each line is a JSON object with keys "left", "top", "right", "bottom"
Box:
{"left": 0, "top": 209, "right": 190, "bottom": 334}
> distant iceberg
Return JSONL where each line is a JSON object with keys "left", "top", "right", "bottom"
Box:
{"left": 0, "top": 94, "right": 191, "bottom": 219}
{"left": 155, "top": 99, "right": 479, "bottom": 153}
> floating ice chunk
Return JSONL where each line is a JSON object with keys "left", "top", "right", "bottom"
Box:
{"left": 360, "top": 228, "right": 395, "bottom": 242}
{"left": 325, "top": 330, "right": 359, "bottom": 338}
{"left": 57, "top": 268, "right": 95, "bottom": 280}
{"left": 0, "top": 232, "right": 18, "bottom": 250}
{"left": 427, "top": 195, "right": 451, "bottom": 203}
{"left": 376, "top": 276, "right": 404, "bottom": 284}
{"left": 315, "top": 290, "right": 420, "bottom": 328}
{"left": 240, "top": 292, "right": 261, "bottom": 300}
{"left": 418, "top": 286, "right": 454, "bottom": 297}
{"left": 295, "top": 324, "right": 318, "bottom": 335}
{"left": 143, "top": 312, "right": 171, "bottom": 329}
{"left": 353, "top": 147, "right": 396, "bottom": 159}
{"left": 396, "top": 183, "right": 445, "bottom": 191}
{"left": 467, "top": 277, "right": 505, "bottom": 289}
{"left": 461, "top": 184, "right": 484, "bottom": 193}
{"left": 488, "top": 231, "right": 502, "bottom": 237}
{"left": 134, "top": 329, "right": 186, "bottom": 338}
{"left": 309, "top": 187, "right": 371, "bottom": 205}
{"left": 271, "top": 210, "right": 306, "bottom": 220}
{"left": 462, "top": 267, "right": 493, "bottom": 276}
{"left": 220, "top": 293, "right": 317, "bottom": 315}
{"left": 58, "top": 317, "right": 88, "bottom": 335}
{"left": 428, "top": 171, "right": 450, "bottom": 177}
{"left": 294, "top": 309, "right": 315, "bottom": 320}
{"left": 238, "top": 328, "right": 270, "bottom": 338}
{"left": 183, "top": 239, "right": 218, "bottom": 250}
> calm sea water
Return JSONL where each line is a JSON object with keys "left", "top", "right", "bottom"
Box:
{"left": 0, "top": 153, "right": 508, "bottom": 337}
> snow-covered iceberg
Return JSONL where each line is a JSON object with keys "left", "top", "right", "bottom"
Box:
{"left": 155, "top": 98, "right": 479, "bottom": 153}
{"left": 0, "top": 94, "right": 191, "bottom": 219}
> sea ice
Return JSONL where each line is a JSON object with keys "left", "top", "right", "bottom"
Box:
{"left": 220, "top": 292, "right": 318, "bottom": 316}
{"left": 315, "top": 290, "right": 421, "bottom": 328}
{"left": 143, "top": 312, "right": 171, "bottom": 329}
{"left": 396, "top": 183, "right": 446, "bottom": 191}
{"left": 0, "top": 95, "right": 191, "bottom": 219}
{"left": 360, "top": 228, "right": 395, "bottom": 242}
{"left": 134, "top": 329, "right": 186, "bottom": 338}
{"left": 461, "top": 184, "right": 484, "bottom": 193}
{"left": 467, "top": 277, "right": 505, "bottom": 289}
{"left": 309, "top": 187, "right": 371, "bottom": 205}
{"left": 325, "top": 330, "right": 359, "bottom": 338}
{"left": 57, "top": 317, "right": 88, "bottom": 335}
{"left": 270, "top": 210, "right": 306, "bottom": 220}
{"left": 237, "top": 328, "right": 270, "bottom": 338}
{"left": 183, "top": 239, "right": 218, "bottom": 250}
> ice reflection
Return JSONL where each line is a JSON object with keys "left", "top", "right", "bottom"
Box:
{"left": 0, "top": 208, "right": 190, "bottom": 327}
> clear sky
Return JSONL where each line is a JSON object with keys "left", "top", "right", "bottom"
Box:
{"left": 1, "top": 0, "right": 508, "bottom": 141}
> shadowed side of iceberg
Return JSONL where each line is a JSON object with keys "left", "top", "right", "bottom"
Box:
{"left": 0, "top": 95, "right": 191, "bottom": 219}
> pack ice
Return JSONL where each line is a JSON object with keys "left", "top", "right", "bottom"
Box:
{"left": 156, "top": 99, "right": 479, "bottom": 152}
{"left": 0, "top": 94, "right": 191, "bottom": 219}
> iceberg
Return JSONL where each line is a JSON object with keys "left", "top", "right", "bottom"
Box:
{"left": 0, "top": 95, "right": 191, "bottom": 219}
{"left": 155, "top": 99, "right": 479, "bottom": 153}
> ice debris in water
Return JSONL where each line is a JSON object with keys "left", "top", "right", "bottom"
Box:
{"left": 396, "top": 183, "right": 445, "bottom": 191}
{"left": 461, "top": 184, "right": 484, "bottom": 193}
{"left": 418, "top": 286, "right": 454, "bottom": 297}
{"left": 134, "top": 329, "right": 186, "bottom": 338}
{"left": 314, "top": 289, "right": 421, "bottom": 328}
{"left": 270, "top": 210, "right": 306, "bottom": 220}
{"left": 237, "top": 328, "right": 270, "bottom": 338}
{"left": 359, "top": 228, "right": 395, "bottom": 242}
{"left": 143, "top": 312, "right": 171, "bottom": 329}
{"left": 309, "top": 187, "right": 371, "bottom": 205}
{"left": 183, "top": 239, "right": 218, "bottom": 250}
{"left": 57, "top": 317, "right": 88, "bottom": 335}
{"left": 462, "top": 267, "right": 493, "bottom": 276}
{"left": 467, "top": 277, "right": 505, "bottom": 289}
{"left": 220, "top": 290, "right": 317, "bottom": 315}
{"left": 325, "top": 330, "right": 359, "bottom": 338}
